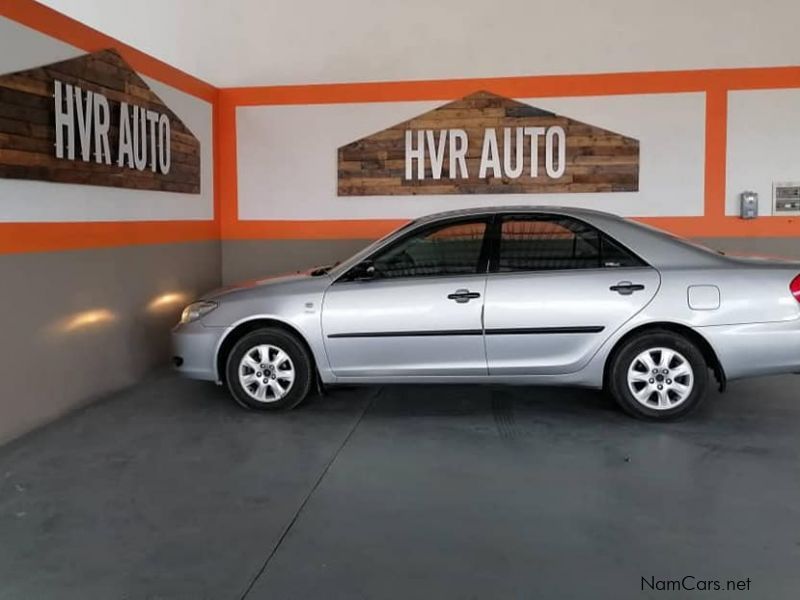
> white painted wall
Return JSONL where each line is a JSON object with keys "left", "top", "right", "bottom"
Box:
{"left": 237, "top": 93, "right": 706, "bottom": 220}
{"left": 727, "top": 89, "right": 800, "bottom": 217}
{"left": 38, "top": 0, "right": 800, "bottom": 87}
{"left": 0, "top": 17, "right": 214, "bottom": 223}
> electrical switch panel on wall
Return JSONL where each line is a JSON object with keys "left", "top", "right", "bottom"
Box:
{"left": 740, "top": 191, "right": 758, "bottom": 219}
{"left": 773, "top": 183, "right": 800, "bottom": 216}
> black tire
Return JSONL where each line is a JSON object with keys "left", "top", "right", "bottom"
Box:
{"left": 608, "top": 329, "right": 709, "bottom": 421}
{"left": 225, "top": 328, "right": 313, "bottom": 411}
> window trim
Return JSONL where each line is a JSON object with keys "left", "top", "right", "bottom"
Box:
{"left": 335, "top": 215, "right": 493, "bottom": 283}
{"left": 487, "top": 212, "right": 650, "bottom": 274}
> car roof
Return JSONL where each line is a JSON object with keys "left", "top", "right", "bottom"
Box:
{"left": 412, "top": 205, "right": 625, "bottom": 225}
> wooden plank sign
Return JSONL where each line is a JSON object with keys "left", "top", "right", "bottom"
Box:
{"left": 338, "top": 91, "right": 638, "bottom": 196}
{"left": 0, "top": 49, "right": 200, "bottom": 194}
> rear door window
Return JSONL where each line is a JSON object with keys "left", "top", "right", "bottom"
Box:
{"left": 496, "top": 215, "right": 645, "bottom": 272}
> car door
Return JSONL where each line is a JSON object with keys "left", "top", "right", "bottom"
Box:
{"left": 483, "top": 214, "right": 660, "bottom": 375}
{"left": 322, "top": 217, "right": 490, "bottom": 378}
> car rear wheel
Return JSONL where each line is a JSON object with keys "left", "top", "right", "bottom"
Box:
{"left": 225, "top": 328, "right": 313, "bottom": 411}
{"left": 609, "top": 330, "right": 708, "bottom": 420}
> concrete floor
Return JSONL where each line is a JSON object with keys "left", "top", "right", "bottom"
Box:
{"left": 1, "top": 374, "right": 798, "bottom": 599}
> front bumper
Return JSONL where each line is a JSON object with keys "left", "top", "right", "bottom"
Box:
{"left": 171, "top": 320, "right": 229, "bottom": 382}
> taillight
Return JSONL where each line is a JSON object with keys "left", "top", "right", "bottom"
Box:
{"left": 791, "top": 274, "right": 800, "bottom": 303}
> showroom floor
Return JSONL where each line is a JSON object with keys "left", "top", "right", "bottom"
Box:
{"left": 1, "top": 372, "right": 798, "bottom": 599}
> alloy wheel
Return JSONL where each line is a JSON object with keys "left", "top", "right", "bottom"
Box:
{"left": 238, "top": 344, "right": 295, "bottom": 402}
{"left": 626, "top": 347, "right": 694, "bottom": 410}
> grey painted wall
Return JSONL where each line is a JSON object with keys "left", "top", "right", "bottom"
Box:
{"left": 0, "top": 241, "right": 220, "bottom": 444}
{"left": 221, "top": 237, "right": 800, "bottom": 283}
{"left": 1, "top": 235, "right": 795, "bottom": 444}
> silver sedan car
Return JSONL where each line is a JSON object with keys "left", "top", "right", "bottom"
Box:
{"left": 172, "top": 207, "right": 800, "bottom": 420}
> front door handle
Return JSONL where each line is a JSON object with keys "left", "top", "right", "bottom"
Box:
{"left": 610, "top": 281, "right": 645, "bottom": 295}
{"left": 447, "top": 289, "right": 481, "bottom": 303}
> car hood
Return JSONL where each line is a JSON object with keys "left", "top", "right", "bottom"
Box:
{"left": 203, "top": 267, "right": 329, "bottom": 301}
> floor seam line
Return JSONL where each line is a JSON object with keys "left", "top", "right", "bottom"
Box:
{"left": 238, "top": 388, "right": 379, "bottom": 600}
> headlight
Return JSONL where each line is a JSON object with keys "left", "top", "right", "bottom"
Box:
{"left": 180, "top": 301, "right": 218, "bottom": 324}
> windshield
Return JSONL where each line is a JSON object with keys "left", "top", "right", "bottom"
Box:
{"left": 327, "top": 219, "right": 418, "bottom": 277}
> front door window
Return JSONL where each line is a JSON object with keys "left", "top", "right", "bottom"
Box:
{"left": 371, "top": 220, "right": 488, "bottom": 279}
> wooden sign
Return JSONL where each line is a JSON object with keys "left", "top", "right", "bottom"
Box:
{"left": 0, "top": 49, "right": 200, "bottom": 194}
{"left": 338, "top": 91, "right": 638, "bottom": 196}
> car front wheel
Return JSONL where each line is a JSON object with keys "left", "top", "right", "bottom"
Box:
{"left": 608, "top": 330, "right": 709, "bottom": 420}
{"left": 225, "top": 328, "right": 313, "bottom": 410}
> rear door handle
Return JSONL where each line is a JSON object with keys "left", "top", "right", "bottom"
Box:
{"left": 447, "top": 289, "right": 481, "bottom": 303}
{"left": 610, "top": 281, "right": 645, "bottom": 295}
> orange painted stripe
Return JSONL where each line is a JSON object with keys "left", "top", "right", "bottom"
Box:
{"left": 703, "top": 88, "right": 728, "bottom": 217}
{"left": 677, "top": 216, "right": 800, "bottom": 238}
{"left": 221, "top": 68, "right": 800, "bottom": 241}
{"left": 225, "top": 66, "right": 800, "bottom": 106}
{"left": 0, "top": 220, "right": 218, "bottom": 254}
{"left": 0, "top": 0, "right": 216, "bottom": 103}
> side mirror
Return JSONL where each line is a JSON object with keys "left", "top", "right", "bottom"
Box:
{"left": 349, "top": 260, "right": 377, "bottom": 281}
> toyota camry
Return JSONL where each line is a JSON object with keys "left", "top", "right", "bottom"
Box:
{"left": 172, "top": 207, "right": 800, "bottom": 420}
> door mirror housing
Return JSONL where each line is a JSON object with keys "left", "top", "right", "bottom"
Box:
{"left": 348, "top": 260, "right": 377, "bottom": 281}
